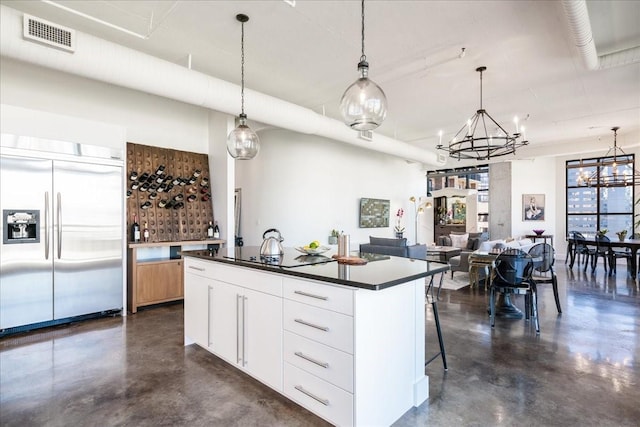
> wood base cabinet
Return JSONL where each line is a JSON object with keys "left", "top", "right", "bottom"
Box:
{"left": 127, "top": 240, "right": 224, "bottom": 313}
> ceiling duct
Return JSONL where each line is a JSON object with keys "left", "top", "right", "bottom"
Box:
{"left": 0, "top": 5, "right": 443, "bottom": 166}
{"left": 562, "top": 0, "right": 640, "bottom": 70}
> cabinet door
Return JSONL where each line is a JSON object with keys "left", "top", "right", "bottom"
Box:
{"left": 136, "top": 261, "right": 183, "bottom": 304}
{"left": 210, "top": 280, "right": 241, "bottom": 364}
{"left": 244, "top": 287, "right": 283, "bottom": 391}
{"left": 184, "top": 272, "right": 211, "bottom": 347}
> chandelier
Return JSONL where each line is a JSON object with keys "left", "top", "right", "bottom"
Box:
{"left": 577, "top": 127, "right": 640, "bottom": 187}
{"left": 339, "top": 0, "right": 387, "bottom": 131}
{"left": 227, "top": 14, "right": 260, "bottom": 160}
{"left": 437, "top": 66, "right": 528, "bottom": 161}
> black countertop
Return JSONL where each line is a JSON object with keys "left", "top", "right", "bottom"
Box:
{"left": 182, "top": 246, "right": 450, "bottom": 291}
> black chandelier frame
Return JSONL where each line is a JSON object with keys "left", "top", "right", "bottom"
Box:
{"left": 437, "top": 66, "right": 528, "bottom": 161}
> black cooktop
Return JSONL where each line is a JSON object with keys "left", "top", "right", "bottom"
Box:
{"left": 223, "top": 246, "right": 336, "bottom": 268}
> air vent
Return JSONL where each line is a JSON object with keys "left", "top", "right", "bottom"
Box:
{"left": 437, "top": 153, "right": 447, "bottom": 163}
{"left": 358, "top": 130, "right": 373, "bottom": 141}
{"left": 23, "top": 14, "right": 75, "bottom": 52}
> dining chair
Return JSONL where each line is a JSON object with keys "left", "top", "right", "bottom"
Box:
{"left": 591, "top": 234, "right": 610, "bottom": 273}
{"left": 568, "top": 231, "right": 591, "bottom": 267}
{"left": 608, "top": 244, "right": 633, "bottom": 277}
{"left": 528, "top": 243, "right": 561, "bottom": 313}
{"left": 489, "top": 248, "right": 539, "bottom": 334}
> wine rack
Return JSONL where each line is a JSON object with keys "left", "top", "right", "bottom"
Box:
{"left": 125, "top": 142, "right": 214, "bottom": 242}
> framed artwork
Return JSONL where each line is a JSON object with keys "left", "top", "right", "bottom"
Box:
{"left": 523, "top": 194, "right": 545, "bottom": 221}
{"left": 359, "top": 198, "right": 390, "bottom": 228}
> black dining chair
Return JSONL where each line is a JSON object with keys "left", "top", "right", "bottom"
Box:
{"left": 608, "top": 244, "right": 633, "bottom": 277}
{"left": 489, "top": 248, "right": 539, "bottom": 334}
{"left": 591, "top": 234, "right": 610, "bottom": 273}
{"left": 528, "top": 243, "right": 561, "bottom": 313}
{"left": 568, "top": 231, "right": 591, "bottom": 267}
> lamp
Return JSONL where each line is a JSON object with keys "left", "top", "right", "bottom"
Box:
{"left": 227, "top": 14, "right": 260, "bottom": 160}
{"left": 339, "top": 0, "right": 387, "bottom": 131}
{"left": 410, "top": 196, "right": 432, "bottom": 244}
{"left": 437, "top": 66, "right": 528, "bottom": 161}
{"left": 577, "top": 127, "right": 640, "bottom": 187}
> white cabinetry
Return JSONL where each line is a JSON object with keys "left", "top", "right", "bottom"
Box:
{"left": 183, "top": 256, "right": 429, "bottom": 427}
{"left": 184, "top": 258, "right": 214, "bottom": 347}
{"left": 209, "top": 280, "right": 283, "bottom": 390}
{"left": 185, "top": 259, "right": 283, "bottom": 391}
{"left": 282, "top": 277, "right": 355, "bottom": 426}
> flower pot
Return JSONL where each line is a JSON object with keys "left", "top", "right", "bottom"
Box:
{"left": 328, "top": 236, "right": 338, "bottom": 245}
{"left": 395, "top": 232, "right": 404, "bottom": 239}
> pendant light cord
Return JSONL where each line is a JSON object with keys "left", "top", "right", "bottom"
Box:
{"left": 479, "top": 68, "right": 483, "bottom": 110}
{"left": 240, "top": 19, "right": 245, "bottom": 116}
{"left": 360, "top": 0, "right": 366, "bottom": 63}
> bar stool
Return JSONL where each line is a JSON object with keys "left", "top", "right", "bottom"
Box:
{"left": 425, "top": 270, "right": 448, "bottom": 370}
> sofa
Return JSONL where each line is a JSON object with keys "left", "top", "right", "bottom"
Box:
{"left": 443, "top": 233, "right": 537, "bottom": 278}
{"left": 438, "top": 232, "right": 488, "bottom": 277}
{"left": 359, "top": 236, "right": 427, "bottom": 260}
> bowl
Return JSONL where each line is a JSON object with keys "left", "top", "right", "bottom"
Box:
{"left": 295, "top": 246, "right": 330, "bottom": 256}
{"left": 532, "top": 229, "right": 545, "bottom": 236}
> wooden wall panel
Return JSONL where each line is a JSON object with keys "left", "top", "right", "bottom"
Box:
{"left": 126, "top": 142, "right": 214, "bottom": 243}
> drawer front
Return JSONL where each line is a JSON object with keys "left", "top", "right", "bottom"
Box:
{"left": 184, "top": 257, "right": 216, "bottom": 278}
{"left": 284, "top": 363, "right": 353, "bottom": 427}
{"left": 211, "top": 263, "right": 282, "bottom": 297}
{"left": 284, "top": 331, "right": 353, "bottom": 393}
{"left": 284, "top": 300, "right": 353, "bottom": 353}
{"left": 283, "top": 277, "right": 354, "bottom": 315}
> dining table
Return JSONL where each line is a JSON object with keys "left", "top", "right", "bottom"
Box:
{"left": 567, "top": 235, "right": 640, "bottom": 278}
{"left": 472, "top": 249, "right": 544, "bottom": 319}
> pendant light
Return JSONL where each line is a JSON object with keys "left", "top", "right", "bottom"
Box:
{"left": 339, "top": 0, "right": 387, "bottom": 131}
{"left": 227, "top": 14, "right": 260, "bottom": 160}
{"left": 436, "top": 66, "right": 528, "bottom": 161}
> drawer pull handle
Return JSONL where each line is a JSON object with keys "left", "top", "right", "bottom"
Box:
{"left": 294, "top": 290, "right": 328, "bottom": 301}
{"left": 294, "top": 385, "right": 329, "bottom": 406}
{"left": 294, "top": 318, "right": 329, "bottom": 332}
{"left": 188, "top": 266, "right": 205, "bottom": 271}
{"left": 294, "top": 351, "right": 329, "bottom": 368}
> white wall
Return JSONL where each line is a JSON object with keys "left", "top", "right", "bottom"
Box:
{"left": 510, "top": 157, "right": 557, "bottom": 239}
{"left": 236, "top": 129, "right": 427, "bottom": 248}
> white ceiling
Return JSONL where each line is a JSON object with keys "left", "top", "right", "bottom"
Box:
{"left": 2, "top": 0, "right": 640, "bottom": 162}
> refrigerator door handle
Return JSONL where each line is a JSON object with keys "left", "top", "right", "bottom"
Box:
{"left": 57, "top": 192, "right": 62, "bottom": 259}
{"left": 44, "top": 191, "right": 50, "bottom": 260}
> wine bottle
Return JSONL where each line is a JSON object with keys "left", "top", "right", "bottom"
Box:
{"left": 207, "top": 221, "right": 214, "bottom": 238}
{"left": 132, "top": 214, "right": 141, "bottom": 242}
{"left": 155, "top": 165, "right": 166, "bottom": 175}
{"left": 143, "top": 222, "right": 150, "bottom": 242}
{"left": 213, "top": 221, "right": 220, "bottom": 239}
{"left": 130, "top": 171, "right": 138, "bottom": 181}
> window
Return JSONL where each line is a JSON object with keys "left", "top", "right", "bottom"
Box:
{"left": 566, "top": 155, "right": 635, "bottom": 237}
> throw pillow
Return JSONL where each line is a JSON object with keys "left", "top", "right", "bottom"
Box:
{"left": 370, "top": 236, "right": 407, "bottom": 247}
{"left": 450, "top": 233, "right": 469, "bottom": 249}
{"left": 467, "top": 237, "right": 479, "bottom": 250}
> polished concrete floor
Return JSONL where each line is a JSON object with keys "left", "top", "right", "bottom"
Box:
{"left": 1, "top": 261, "right": 639, "bottom": 426}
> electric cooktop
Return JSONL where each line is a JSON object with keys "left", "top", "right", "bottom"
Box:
{"left": 223, "top": 246, "right": 336, "bottom": 268}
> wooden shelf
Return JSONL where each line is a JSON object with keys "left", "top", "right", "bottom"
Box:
{"left": 127, "top": 239, "right": 225, "bottom": 313}
{"left": 128, "top": 239, "right": 225, "bottom": 249}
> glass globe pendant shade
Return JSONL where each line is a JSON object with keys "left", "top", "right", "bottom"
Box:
{"left": 339, "top": 61, "right": 387, "bottom": 131}
{"left": 227, "top": 114, "right": 260, "bottom": 160}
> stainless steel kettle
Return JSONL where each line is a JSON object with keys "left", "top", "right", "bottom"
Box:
{"left": 260, "top": 228, "right": 284, "bottom": 257}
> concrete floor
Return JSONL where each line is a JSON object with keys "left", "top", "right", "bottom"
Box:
{"left": 1, "top": 262, "right": 639, "bottom": 426}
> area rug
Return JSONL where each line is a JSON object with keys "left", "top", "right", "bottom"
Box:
{"left": 429, "top": 273, "right": 472, "bottom": 291}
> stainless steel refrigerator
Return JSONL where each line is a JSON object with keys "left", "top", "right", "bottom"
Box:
{"left": 1, "top": 134, "right": 124, "bottom": 333}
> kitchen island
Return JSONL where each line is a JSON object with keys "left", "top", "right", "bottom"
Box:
{"left": 183, "top": 247, "right": 448, "bottom": 427}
